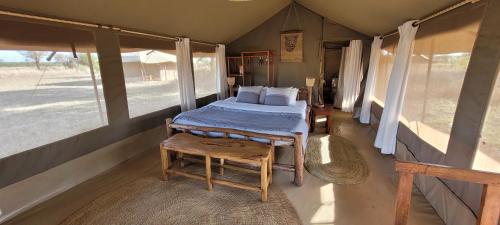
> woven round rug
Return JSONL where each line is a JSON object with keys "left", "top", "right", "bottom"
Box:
{"left": 305, "top": 134, "right": 369, "bottom": 184}
{"left": 60, "top": 164, "right": 302, "bottom": 225}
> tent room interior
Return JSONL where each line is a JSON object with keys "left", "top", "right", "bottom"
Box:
{"left": 0, "top": 0, "right": 499, "bottom": 224}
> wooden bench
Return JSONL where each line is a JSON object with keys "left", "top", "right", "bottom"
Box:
{"left": 160, "top": 133, "right": 273, "bottom": 201}
{"left": 166, "top": 115, "right": 308, "bottom": 187}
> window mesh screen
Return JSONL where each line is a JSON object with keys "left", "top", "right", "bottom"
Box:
{"left": 192, "top": 43, "right": 216, "bottom": 98}
{"left": 400, "top": 3, "right": 485, "bottom": 152}
{"left": 0, "top": 19, "right": 107, "bottom": 158}
{"left": 119, "top": 35, "right": 180, "bottom": 118}
{"left": 474, "top": 69, "right": 500, "bottom": 173}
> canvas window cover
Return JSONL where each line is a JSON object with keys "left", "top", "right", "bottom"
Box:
{"left": 373, "top": 35, "right": 398, "bottom": 106}
{"left": 191, "top": 43, "right": 217, "bottom": 98}
{"left": 400, "top": 3, "right": 485, "bottom": 153}
{"left": 0, "top": 17, "right": 107, "bottom": 159}
{"left": 119, "top": 34, "right": 180, "bottom": 118}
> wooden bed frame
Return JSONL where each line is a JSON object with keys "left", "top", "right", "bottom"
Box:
{"left": 165, "top": 89, "right": 311, "bottom": 186}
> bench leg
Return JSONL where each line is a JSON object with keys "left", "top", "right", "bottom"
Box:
{"left": 160, "top": 147, "right": 170, "bottom": 181}
{"left": 268, "top": 156, "right": 273, "bottom": 185}
{"left": 271, "top": 145, "right": 276, "bottom": 163}
{"left": 220, "top": 158, "right": 225, "bottom": 176}
{"left": 205, "top": 156, "right": 213, "bottom": 191}
{"left": 178, "top": 152, "right": 184, "bottom": 168}
{"left": 261, "top": 158, "right": 269, "bottom": 202}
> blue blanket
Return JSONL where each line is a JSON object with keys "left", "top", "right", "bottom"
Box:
{"left": 173, "top": 105, "right": 309, "bottom": 148}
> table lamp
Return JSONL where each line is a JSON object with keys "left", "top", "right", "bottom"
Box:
{"left": 305, "top": 77, "right": 315, "bottom": 106}
{"left": 228, "top": 77, "right": 236, "bottom": 97}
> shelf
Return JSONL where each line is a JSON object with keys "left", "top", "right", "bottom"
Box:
{"left": 227, "top": 50, "right": 275, "bottom": 87}
{"left": 241, "top": 51, "right": 274, "bottom": 56}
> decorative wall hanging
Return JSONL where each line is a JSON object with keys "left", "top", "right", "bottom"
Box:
{"left": 280, "top": 30, "right": 303, "bottom": 63}
{"left": 280, "top": 2, "right": 303, "bottom": 63}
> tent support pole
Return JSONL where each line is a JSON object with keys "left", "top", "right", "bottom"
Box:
{"left": 87, "top": 52, "right": 106, "bottom": 124}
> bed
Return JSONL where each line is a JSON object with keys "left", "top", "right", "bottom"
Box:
{"left": 166, "top": 95, "right": 310, "bottom": 186}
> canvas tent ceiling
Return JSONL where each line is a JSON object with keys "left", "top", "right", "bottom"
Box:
{"left": 296, "top": 0, "right": 463, "bottom": 36}
{"left": 0, "top": 0, "right": 290, "bottom": 44}
{"left": 0, "top": 0, "right": 465, "bottom": 43}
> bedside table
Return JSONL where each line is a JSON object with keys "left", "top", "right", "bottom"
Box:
{"left": 311, "top": 105, "right": 334, "bottom": 133}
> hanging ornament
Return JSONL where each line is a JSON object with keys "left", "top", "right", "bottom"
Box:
{"left": 280, "top": 2, "right": 303, "bottom": 63}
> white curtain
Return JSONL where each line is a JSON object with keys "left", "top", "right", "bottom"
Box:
{"left": 359, "top": 36, "right": 383, "bottom": 124}
{"left": 351, "top": 62, "right": 364, "bottom": 119}
{"left": 334, "top": 47, "right": 347, "bottom": 108}
{"left": 375, "top": 21, "right": 419, "bottom": 154}
{"left": 341, "top": 40, "right": 363, "bottom": 112}
{"left": 215, "top": 44, "right": 228, "bottom": 100}
{"left": 176, "top": 37, "right": 197, "bottom": 112}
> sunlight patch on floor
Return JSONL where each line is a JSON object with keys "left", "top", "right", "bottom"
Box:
{"left": 319, "top": 135, "right": 331, "bottom": 164}
{"left": 310, "top": 183, "right": 335, "bottom": 224}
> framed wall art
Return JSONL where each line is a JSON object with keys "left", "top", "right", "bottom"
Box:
{"left": 280, "top": 30, "right": 303, "bottom": 63}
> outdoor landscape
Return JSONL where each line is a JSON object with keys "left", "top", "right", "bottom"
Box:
{"left": 0, "top": 50, "right": 217, "bottom": 159}
{"left": 373, "top": 42, "right": 498, "bottom": 172}
{"left": 0, "top": 51, "right": 108, "bottom": 158}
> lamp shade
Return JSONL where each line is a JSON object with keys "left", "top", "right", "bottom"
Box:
{"left": 306, "top": 77, "right": 316, "bottom": 87}
{"left": 227, "top": 76, "right": 236, "bottom": 86}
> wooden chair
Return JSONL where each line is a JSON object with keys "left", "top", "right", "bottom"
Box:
{"left": 394, "top": 161, "right": 500, "bottom": 225}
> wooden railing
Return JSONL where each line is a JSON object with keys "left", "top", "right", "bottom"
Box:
{"left": 394, "top": 161, "right": 500, "bottom": 225}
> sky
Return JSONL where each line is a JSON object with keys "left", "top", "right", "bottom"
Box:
{"left": 0, "top": 51, "right": 25, "bottom": 62}
{"left": 0, "top": 51, "right": 89, "bottom": 63}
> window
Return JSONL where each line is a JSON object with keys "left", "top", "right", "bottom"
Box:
{"left": 474, "top": 70, "right": 500, "bottom": 173}
{"left": 400, "top": 4, "right": 485, "bottom": 152}
{"left": 119, "top": 35, "right": 180, "bottom": 118}
{"left": 192, "top": 43, "right": 217, "bottom": 98}
{"left": 0, "top": 20, "right": 107, "bottom": 158}
{"left": 373, "top": 35, "right": 397, "bottom": 106}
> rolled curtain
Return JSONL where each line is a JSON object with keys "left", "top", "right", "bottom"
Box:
{"left": 334, "top": 47, "right": 347, "bottom": 108}
{"left": 341, "top": 40, "right": 363, "bottom": 112}
{"left": 215, "top": 44, "right": 228, "bottom": 100}
{"left": 0, "top": 18, "right": 96, "bottom": 52}
{"left": 359, "top": 36, "right": 383, "bottom": 124}
{"left": 176, "top": 37, "right": 197, "bottom": 112}
{"left": 375, "top": 21, "right": 419, "bottom": 154}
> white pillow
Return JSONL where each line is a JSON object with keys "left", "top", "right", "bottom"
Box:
{"left": 289, "top": 87, "right": 299, "bottom": 105}
{"left": 264, "top": 87, "right": 297, "bottom": 106}
{"left": 236, "top": 86, "right": 263, "bottom": 104}
{"left": 259, "top": 87, "right": 268, "bottom": 104}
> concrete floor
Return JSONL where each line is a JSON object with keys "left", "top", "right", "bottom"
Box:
{"left": 274, "top": 111, "right": 444, "bottom": 225}
{"left": 4, "top": 110, "right": 444, "bottom": 225}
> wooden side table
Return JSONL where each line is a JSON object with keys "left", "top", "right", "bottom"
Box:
{"left": 311, "top": 105, "right": 334, "bottom": 133}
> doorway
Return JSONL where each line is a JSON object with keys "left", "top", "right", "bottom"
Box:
{"left": 323, "top": 41, "right": 348, "bottom": 105}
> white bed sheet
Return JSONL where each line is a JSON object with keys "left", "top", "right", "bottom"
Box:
{"left": 210, "top": 97, "right": 308, "bottom": 119}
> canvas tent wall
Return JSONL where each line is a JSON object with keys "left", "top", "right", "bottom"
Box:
{"left": 369, "top": 1, "right": 500, "bottom": 224}
{"left": 0, "top": 14, "right": 218, "bottom": 222}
